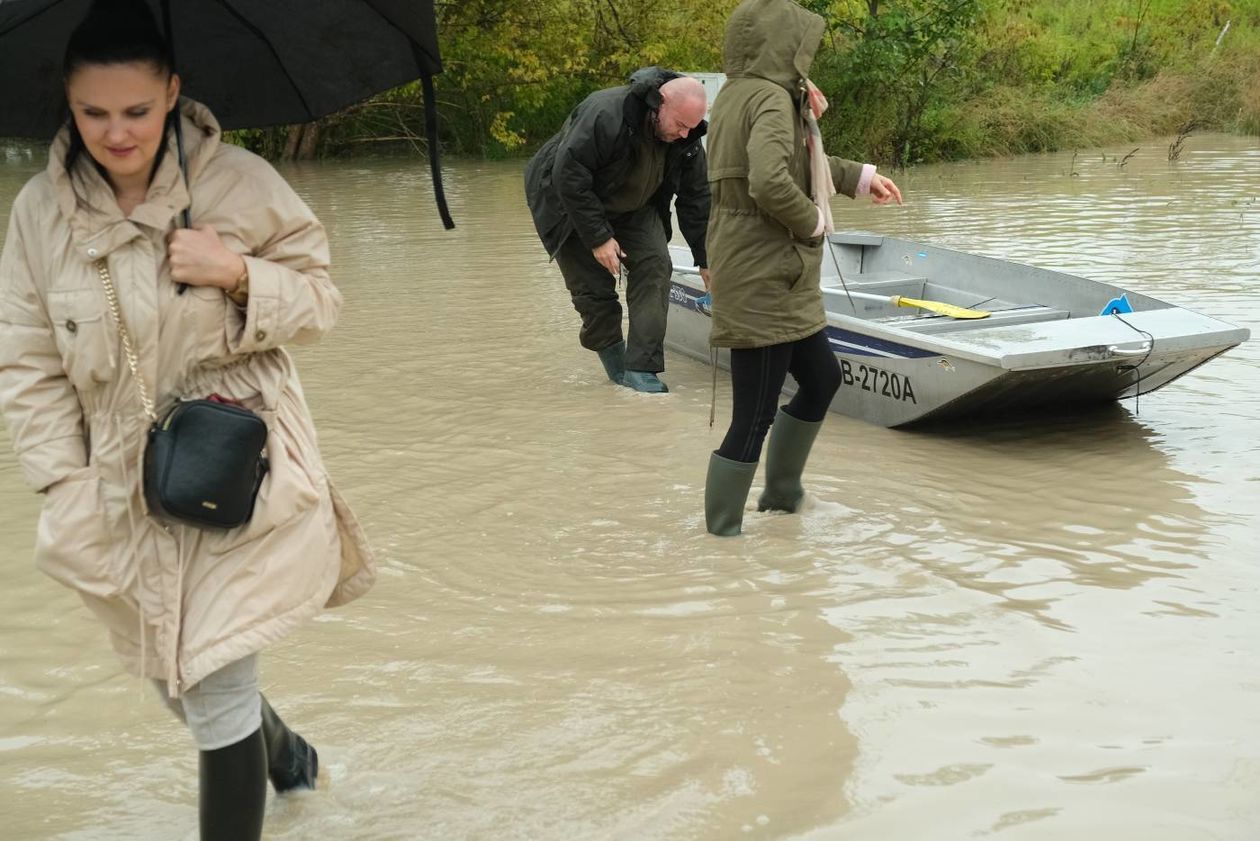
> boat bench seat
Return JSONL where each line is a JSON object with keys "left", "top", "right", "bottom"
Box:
{"left": 894, "top": 304, "right": 1072, "bottom": 334}
{"left": 818, "top": 266, "right": 1072, "bottom": 333}
{"left": 822, "top": 277, "right": 1071, "bottom": 333}
{"left": 820, "top": 270, "right": 928, "bottom": 293}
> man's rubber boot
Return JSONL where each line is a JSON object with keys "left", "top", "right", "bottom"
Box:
{"left": 705, "top": 452, "right": 758, "bottom": 536}
{"left": 623, "top": 370, "right": 669, "bottom": 393}
{"left": 199, "top": 728, "right": 267, "bottom": 841}
{"left": 261, "top": 695, "right": 319, "bottom": 793}
{"left": 596, "top": 341, "right": 626, "bottom": 384}
{"left": 757, "top": 408, "right": 824, "bottom": 513}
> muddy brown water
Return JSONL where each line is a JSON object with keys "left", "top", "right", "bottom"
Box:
{"left": 1, "top": 134, "right": 1257, "bottom": 840}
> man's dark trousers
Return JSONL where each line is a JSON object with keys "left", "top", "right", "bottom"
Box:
{"left": 555, "top": 205, "right": 672, "bottom": 373}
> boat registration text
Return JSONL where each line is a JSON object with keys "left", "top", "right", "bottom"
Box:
{"left": 840, "top": 359, "right": 917, "bottom": 404}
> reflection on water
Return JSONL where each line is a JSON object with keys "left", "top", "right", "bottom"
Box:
{"left": 861, "top": 408, "right": 1212, "bottom": 631}
{"left": 1, "top": 134, "right": 1258, "bottom": 840}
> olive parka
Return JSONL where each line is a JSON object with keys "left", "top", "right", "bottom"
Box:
{"left": 706, "top": 0, "right": 868, "bottom": 348}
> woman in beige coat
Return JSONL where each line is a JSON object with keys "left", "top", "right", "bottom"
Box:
{"left": 0, "top": 3, "right": 374, "bottom": 838}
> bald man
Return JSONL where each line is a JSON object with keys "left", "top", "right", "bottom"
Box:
{"left": 525, "top": 68, "right": 711, "bottom": 393}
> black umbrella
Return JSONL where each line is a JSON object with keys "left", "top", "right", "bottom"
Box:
{"left": 0, "top": 0, "right": 454, "bottom": 228}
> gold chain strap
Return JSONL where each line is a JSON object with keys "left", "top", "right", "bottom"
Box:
{"left": 94, "top": 258, "right": 158, "bottom": 422}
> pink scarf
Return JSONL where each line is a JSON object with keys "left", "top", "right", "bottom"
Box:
{"left": 805, "top": 80, "right": 834, "bottom": 235}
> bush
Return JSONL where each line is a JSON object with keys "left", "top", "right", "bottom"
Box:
{"left": 254, "top": 0, "right": 1260, "bottom": 162}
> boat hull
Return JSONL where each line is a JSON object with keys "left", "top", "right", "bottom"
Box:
{"left": 665, "top": 236, "right": 1248, "bottom": 428}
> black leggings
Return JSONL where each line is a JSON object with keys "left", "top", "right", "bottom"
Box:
{"left": 717, "top": 329, "right": 841, "bottom": 463}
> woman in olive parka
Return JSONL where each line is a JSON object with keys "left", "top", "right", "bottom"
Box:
{"left": 704, "top": 0, "right": 903, "bottom": 535}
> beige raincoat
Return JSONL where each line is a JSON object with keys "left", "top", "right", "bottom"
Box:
{"left": 0, "top": 100, "right": 375, "bottom": 696}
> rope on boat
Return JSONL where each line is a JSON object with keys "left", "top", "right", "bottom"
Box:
{"left": 825, "top": 237, "right": 858, "bottom": 314}
{"left": 1111, "top": 313, "right": 1155, "bottom": 415}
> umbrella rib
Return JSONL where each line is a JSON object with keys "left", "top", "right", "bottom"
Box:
{"left": 0, "top": 0, "right": 73, "bottom": 38}
{"left": 211, "top": 0, "right": 315, "bottom": 121}
{"left": 362, "top": 0, "right": 442, "bottom": 73}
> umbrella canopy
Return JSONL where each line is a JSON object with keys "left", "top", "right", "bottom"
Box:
{"left": 0, "top": 0, "right": 453, "bottom": 227}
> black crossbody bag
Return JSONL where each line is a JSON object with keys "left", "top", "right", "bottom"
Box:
{"left": 95, "top": 259, "right": 268, "bottom": 529}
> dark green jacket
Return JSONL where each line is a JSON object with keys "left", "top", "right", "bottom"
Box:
{"left": 706, "top": 0, "right": 865, "bottom": 348}
{"left": 524, "top": 67, "right": 710, "bottom": 267}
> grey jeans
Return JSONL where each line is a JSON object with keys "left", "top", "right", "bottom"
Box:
{"left": 153, "top": 654, "right": 262, "bottom": 751}
{"left": 555, "top": 205, "right": 672, "bottom": 373}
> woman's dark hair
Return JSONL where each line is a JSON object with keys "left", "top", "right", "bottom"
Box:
{"left": 62, "top": 0, "right": 177, "bottom": 181}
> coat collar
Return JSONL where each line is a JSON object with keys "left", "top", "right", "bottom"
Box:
{"left": 46, "top": 98, "right": 223, "bottom": 262}
{"left": 620, "top": 67, "right": 710, "bottom": 151}
{"left": 623, "top": 66, "right": 679, "bottom": 138}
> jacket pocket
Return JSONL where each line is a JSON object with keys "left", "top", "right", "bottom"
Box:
{"left": 35, "top": 465, "right": 129, "bottom": 598}
{"left": 203, "top": 387, "right": 322, "bottom": 556}
{"left": 46, "top": 289, "right": 115, "bottom": 392}
{"left": 790, "top": 239, "right": 823, "bottom": 291}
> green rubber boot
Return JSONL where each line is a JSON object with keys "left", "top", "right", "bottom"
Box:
{"left": 596, "top": 341, "right": 626, "bottom": 384}
{"left": 705, "top": 452, "right": 758, "bottom": 536}
{"left": 757, "top": 409, "right": 824, "bottom": 513}
{"left": 622, "top": 370, "right": 669, "bottom": 393}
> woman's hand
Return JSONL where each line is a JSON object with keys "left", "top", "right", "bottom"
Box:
{"left": 870, "top": 174, "right": 904, "bottom": 206}
{"left": 805, "top": 80, "right": 828, "bottom": 119}
{"left": 167, "top": 225, "right": 246, "bottom": 290}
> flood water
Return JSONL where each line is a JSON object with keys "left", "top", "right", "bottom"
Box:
{"left": 1, "top": 133, "right": 1257, "bottom": 840}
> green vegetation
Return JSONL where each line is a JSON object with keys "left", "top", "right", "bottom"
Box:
{"left": 233, "top": 0, "right": 1260, "bottom": 166}
{"left": 812, "top": 0, "right": 1260, "bottom": 165}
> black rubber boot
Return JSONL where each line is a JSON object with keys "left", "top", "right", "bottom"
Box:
{"left": 757, "top": 409, "right": 824, "bottom": 513}
{"left": 261, "top": 695, "right": 319, "bottom": 793}
{"left": 705, "top": 452, "right": 758, "bottom": 536}
{"left": 199, "top": 728, "right": 267, "bottom": 841}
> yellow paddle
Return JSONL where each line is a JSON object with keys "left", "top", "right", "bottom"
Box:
{"left": 822, "top": 236, "right": 990, "bottom": 319}
{"left": 674, "top": 259, "right": 991, "bottom": 319}
{"left": 842, "top": 289, "right": 991, "bottom": 319}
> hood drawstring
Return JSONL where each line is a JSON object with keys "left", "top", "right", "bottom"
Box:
{"left": 169, "top": 527, "right": 186, "bottom": 697}
{"left": 116, "top": 432, "right": 147, "bottom": 701}
{"left": 84, "top": 412, "right": 148, "bottom": 697}
{"left": 710, "top": 346, "right": 718, "bottom": 428}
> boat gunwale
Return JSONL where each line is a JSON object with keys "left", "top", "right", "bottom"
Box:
{"left": 669, "top": 232, "right": 1249, "bottom": 372}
